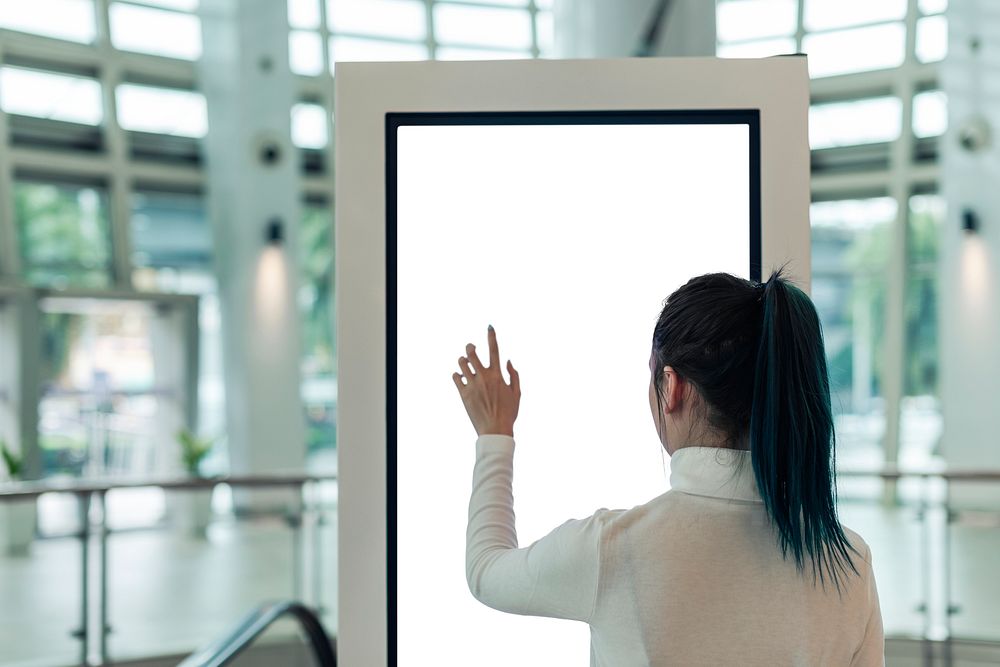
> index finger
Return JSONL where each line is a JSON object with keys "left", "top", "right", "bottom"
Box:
{"left": 487, "top": 324, "right": 500, "bottom": 368}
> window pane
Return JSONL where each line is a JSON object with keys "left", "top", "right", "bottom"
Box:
{"left": 327, "top": 0, "right": 426, "bottom": 40}
{"left": 447, "top": 0, "right": 528, "bottom": 5}
{"left": 291, "top": 30, "right": 326, "bottom": 75}
{"left": 292, "top": 103, "right": 329, "bottom": 148}
{"left": 289, "top": 0, "right": 321, "bottom": 29}
{"left": 0, "top": 0, "right": 96, "bottom": 43}
{"left": 811, "top": 197, "right": 897, "bottom": 463}
{"left": 536, "top": 10, "right": 554, "bottom": 56}
{"left": 15, "top": 181, "right": 112, "bottom": 288}
{"left": 908, "top": 195, "right": 942, "bottom": 267}
{"left": 0, "top": 67, "right": 103, "bottom": 125}
{"left": 34, "top": 298, "right": 198, "bottom": 502}
{"left": 37, "top": 305, "right": 158, "bottom": 479}
{"left": 135, "top": 0, "right": 198, "bottom": 9}
{"left": 436, "top": 47, "right": 530, "bottom": 61}
{"left": 717, "top": 0, "right": 797, "bottom": 43}
{"left": 804, "top": 0, "right": 906, "bottom": 31}
{"left": 300, "top": 205, "right": 336, "bottom": 456}
{"left": 903, "top": 195, "right": 943, "bottom": 463}
{"left": 913, "top": 90, "right": 947, "bottom": 138}
{"left": 433, "top": 4, "right": 533, "bottom": 49}
{"left": 803, "top": 23, "right": 906, "bottom": 77}
{"left": 110, "top": 2, "right": 202, "bottom": 60}
{"left": 812, "top": 197, "right": 897, "bottom": 232}
{"left": 717, "top": 37, "right": 797, "bottom": 58}
{"left": 130, "top": 191, "right": 211, "bottom": 270}
{"left": 116, "top": 85, "right": 208, "bottom": 137}
{"left": 810, "top": 96, "right": 901, "bottom": 149}
{"left": 128, "top": 191, "right": 227, "bottom": 447}
{"left": 300, "top": 205, "right": 335, "bottom": 376}
{"left": 916, "top": 14, "right": 947, "bottom": 63}
{"left": 330, "top": 36, "right": 428, "bottom": 63}
{"left": 919, "top": 0, "right": 947, "bottom": 14}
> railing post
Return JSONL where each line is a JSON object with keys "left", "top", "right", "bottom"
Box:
{"left": 288, "top": 493, "right": 304, "bottom": 601}
{"left": 313, "top": 481, "right": 327, "bottom": 615}
{"left": 97, "top": 490, "right": 110, "bottom": 665}
{"left": 942, "top": 479, "right": 954, "bottom": 667}
{"left": 918, "top": 476, "right": 932, "bottom": 667}
{"left": 73, "top": 491, "right": 91, "bottom": 666}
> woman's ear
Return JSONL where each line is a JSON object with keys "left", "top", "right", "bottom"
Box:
{"left": 662, "top": 366, "right": 683, "bottom": 413}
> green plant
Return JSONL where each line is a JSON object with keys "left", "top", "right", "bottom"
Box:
{"left": 1, "top": 441, "right": 24, "bottom": 480}
{"left": 177, "top": 430, "right": 213, "bottom": 477}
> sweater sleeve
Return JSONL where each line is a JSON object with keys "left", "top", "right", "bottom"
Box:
{"left": 466, "top": 434, "right": 607, "bottom": 623}
{"left": 851, "top": 546, "right": 885, "bottom": 667}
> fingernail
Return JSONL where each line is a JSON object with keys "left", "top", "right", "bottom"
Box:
{"left": 488, "top": 324, "right": 494, "bottom": 331}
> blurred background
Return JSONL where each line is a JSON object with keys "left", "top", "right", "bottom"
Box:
{"left": 0, "top": 0, "right": 996, "bottom": 665}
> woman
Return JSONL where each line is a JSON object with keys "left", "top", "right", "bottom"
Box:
{"left": 452, "top": 271, "right": 883, "bottom": 666}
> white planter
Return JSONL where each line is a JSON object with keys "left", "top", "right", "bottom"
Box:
{"left": 170, "top": 488, "right": 214, "bottom": 539}
{"left": 0, "top": 499, "right": 36, "bottom": 556}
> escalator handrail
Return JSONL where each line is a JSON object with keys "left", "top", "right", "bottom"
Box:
{"left": 178, "top": 600, "right": 336, "bottom": 667}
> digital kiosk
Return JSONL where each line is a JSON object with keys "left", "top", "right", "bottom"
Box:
{"left": 335, "top": 56, "right": 810, "bottom": 666}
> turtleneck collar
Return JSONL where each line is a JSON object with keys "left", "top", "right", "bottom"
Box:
{"left": 668, "top": 446, "right": 761, "bottom": 502}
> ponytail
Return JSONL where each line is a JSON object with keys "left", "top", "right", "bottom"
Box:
{"left": 749, "top": 271, "right": 858, "bottom": 588}
{"left": 651, "top": 270, "right": 858, "bottom": 589}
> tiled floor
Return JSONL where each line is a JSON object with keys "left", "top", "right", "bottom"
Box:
{"left": 0, "top": 515, "right": 338, "bottom": 667}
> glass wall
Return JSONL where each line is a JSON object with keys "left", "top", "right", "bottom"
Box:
{"left": 902, "top": 194, "right": 944, "bottom": 466}
{"left": 719, "top": 0, "right": 946, "bottom": 470}
{"left": 0, "top": 0, "right": 98, "bottom": 43}
{"left": 130, "top": 190, "right": 227, "bottom": 469}
{"left": 285, "top": 0, "right": 553, "bottom": 466}
{"left": 0, "top": 296, "right": 16, "bottom": 458}
{"left": 718, "top": 0, "right": 946, "bottom": 71}
{"left": 15, "top": 180, "right": 113, "bottom": 289}
{"left": 0, "top": 0, "right": 554, "bottom": 476}
{"left": 36, "top": 300, "right": 160, "bottom": 479}
{"left": 0, "top": 1, "right": 947, "bottom": 471}
{"left": 811, "top": 198, "right": 897, "bottom": 467}
{"left": 300, "top": 203, "right": 336, "bottom": 466}
{"left": 288, "top": 0, "right": 553, "bottom": 74}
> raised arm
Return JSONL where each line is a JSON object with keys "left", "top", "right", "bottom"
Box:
{"left": 452, "top": 327, "right": 608, "bottom": 621}
{"left": 466, "top": 434, "right": 609, "bottom": 621}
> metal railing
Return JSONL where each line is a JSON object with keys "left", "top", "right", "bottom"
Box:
{"left": 3, "top": 466, "right": 999, "bottom": 667}
{"left": 836, "top": 466, "right": 1000, "bottom": 667}
{"left": 0, "top": 473, "right": 337, "bottom": 667}
{"left": 178, "top": 600, "right": 336, "bottom": 667}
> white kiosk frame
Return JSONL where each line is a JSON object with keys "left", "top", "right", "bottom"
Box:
{"left": 335, "top": 56, "right": 810, "bottom": 666}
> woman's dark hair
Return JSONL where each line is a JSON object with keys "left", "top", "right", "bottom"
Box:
{"left": 651, "top": 269, "right": 857, "bottom": 588}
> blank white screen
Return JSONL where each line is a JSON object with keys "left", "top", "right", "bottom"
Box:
{"left": 395, "top": 122, "right": 751, "bottom": 665}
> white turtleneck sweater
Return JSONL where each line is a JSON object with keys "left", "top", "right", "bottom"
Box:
{"left": 466, "top": 435, "right": 884, "bottom": 666}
